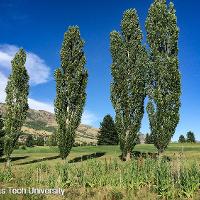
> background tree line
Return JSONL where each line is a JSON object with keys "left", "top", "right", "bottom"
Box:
{"left": 178, "top": 131, "right": 196, "bottom": 143}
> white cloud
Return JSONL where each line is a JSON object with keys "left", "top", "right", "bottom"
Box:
{"left": 0, "top": 45, "right": 97, "bottom": 126}
{"left": 81, "top": 111, "right": 98, "bottom": 126}
{"left": 0, "top": 72, "right": 97, "bottom": 126}
{"left": 0, "top": 72, "right": 7, "bottom": 103}
{"left": 0, "top": 72, "right": 54, "bottom": 113}
{"left": 28, "top": 99, "right": 54, "bottom": 113}
{"left": 0, "top": 44, "right": 50, "bottom": 85}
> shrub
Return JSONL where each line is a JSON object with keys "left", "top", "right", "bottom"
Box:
{"left": 26, "top": 135, "right": 34, "bottom": 147}
{"left": 186, "top": 131, "right": 196, "bottom": 143}
{"left": 178, "top": 135, "right": 186, "bottom": 143}
{"left": 21, "top": 145, "right": 26, "bottom": 150}
{"left": 35, "top": 136, "right": 44, "bottom": 146}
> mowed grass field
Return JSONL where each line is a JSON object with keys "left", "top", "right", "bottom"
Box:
{"left": 0, "top": 143, "right": 200, "bottom": 200}
{"left": 1, "top": 143, "right": 199, "bottom": 165}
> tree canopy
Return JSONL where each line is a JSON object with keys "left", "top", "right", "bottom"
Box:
{"left": 54, "top": 26, "right": 88, "bottom": 159}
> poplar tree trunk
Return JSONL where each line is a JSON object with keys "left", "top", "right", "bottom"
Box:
{"left": 6, "top": 158, "right": 11, "bottom": 168}
{"left": 125, "top": 151, "right": 131, "bottom": 161}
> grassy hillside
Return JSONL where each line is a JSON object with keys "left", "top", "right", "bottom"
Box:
{"left": 0, "top": 103, "right": 99, "bottom": 144}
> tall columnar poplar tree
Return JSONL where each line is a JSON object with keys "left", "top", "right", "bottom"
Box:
{"left": 4, "top": 49, "right": 29, "bottom": 165}
{"left": 110, "top": 9, "right": 147, "bottom": 161}
{"left": 146, "top": 0, "right": 181, "bottom": 153}
{"left": 54, "top": 26, "right": 88, "bottom": 159}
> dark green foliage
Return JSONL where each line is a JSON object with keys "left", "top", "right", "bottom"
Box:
{"left": 145, "top": 133, "right": 154, "bottom": 144}
{"left": 25, "top": 121, "right": 57, "bottom": 133}
{"left": 186, "top": 131, "right": 196, "bottom": 143}
{"left": 178, "top": 135, "right": 186, "bottom": 143}
{"left": 145, "top": 133, "right": 150, "bottom": 144}
{"left": 45, "top": 126, "right": 57, "bottom": 133}
{"left": 26, "top": 121, "right": 46, "bottom": 130}
{"left": 47, "top": 134, "right": 57, "bottom": 146}
{"left": 25, "top": 135, "right": 34, "bottom": 147}
{"left": 146, "top": 0, "right": 181, "bottom": 153}
{"left": 110, "top": 9, "right": 147, "bottom": 160}
{"left": 54, "top": 26, "right": 88, "bottom": 159}
{"left": 97, "top": 115, "right": 118, "bottom": 145}
{"left": 0, "top": 114, "right": 5, "bottom": 157}
{"left": 14, "top": 142, "right": 20, "bottom": 149}
{"left": 4, "top": 49, "right": 29, "bottom": 163}
{"left": 134, "top": 134, "right": 140, "bottom": 145}
{"left": 21, "top": 145, "right": 26, "bottom": 150}
{"left": 35, "top": 136, "right": 44, "bottom": 146}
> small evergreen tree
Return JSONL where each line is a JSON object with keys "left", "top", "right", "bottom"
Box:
{"left": 110, "top": 9, "right": 147, "bottom": 161}
{"left": 0, "top": 114, "right": 5, "bottom": 157}
{"left": 178, "top": 135, "right": 186, "bottom": 143}
{"left": 186, "top": 131, "right": 196, "bottom": 143}
{"left": 97, "top": 114, "right": 118, "bottom": 145}
{"left": 4, "top": 49, "right": 29, "bottom": 166}
{"left": 146, "top": 0, "right": 181, "bottom": 154}
{"left": 25, "top": 135, "right": 34, "bottom": 147}
{"left": 54, "top": 26, "right": 88, "bottom": 159}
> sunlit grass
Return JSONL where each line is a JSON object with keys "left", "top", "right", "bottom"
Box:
{"left": 0, "top": 143, "right": 199, "bottom": 199}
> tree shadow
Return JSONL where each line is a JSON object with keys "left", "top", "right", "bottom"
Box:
{"left": 119, "top": 151, "right": 171, "bottom": 161}
{"left": 0, "top": 156, "right": 29, "bottom": 163}
{"left": 68, "top": 152, "right": 106, "bottom": 163}
{"left": 132, "top": 151, "right": 158, "bottom": 159}
{"left": 132, "top": 151, "right": 171, "bottom": 161}
{"left": 17, "top": 155, "right": 60, "bottom": 165}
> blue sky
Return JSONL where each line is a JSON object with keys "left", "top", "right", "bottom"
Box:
{"left": 0, "top": 0, "right": 199, "bottom": 141}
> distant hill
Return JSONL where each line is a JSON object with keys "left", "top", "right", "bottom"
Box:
{"left": 0, "top": 103, "right": 99, "bottom": 144}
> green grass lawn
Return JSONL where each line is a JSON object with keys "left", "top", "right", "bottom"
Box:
{"left": 0, "top": 143, "right": 199, "bottom": 200}
{"left": 0, "top": 143, "right": 199, "bottom": 167}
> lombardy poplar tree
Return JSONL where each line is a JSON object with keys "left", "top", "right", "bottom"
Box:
{"left": 146, "top": 0, "right": 181, "bottom": 153}
{"left": 54, "top": 26, "right": 88, "bottom": 159}
{"left": 110, "top": 9, "right": 147, "bottom": 161}
{"left": 4, "top": 49, "right": 29, "bottom": 165}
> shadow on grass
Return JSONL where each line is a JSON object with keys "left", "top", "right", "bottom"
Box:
{"left": 17, "top": 152, "right": 106, "bottom": 165}
{"left": 68, "top": 152, "right": 106, "bottom": 163}
{"left": 0, "top": 156, "right": 29, "bottom": 163}
{"left": 17, "top": 155, "right": 60, "bottom": 165}
{"left": 132, "top": 151, "right": 158, "bottom": 159}
{"left": 132, "top": 151, "right": 171, "bottom": 161}
{"left": 120, "top": 151, "right": 171, "bottom": 161}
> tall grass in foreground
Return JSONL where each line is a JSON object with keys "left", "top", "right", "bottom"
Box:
{"left": 0, "top": 156, "right": 199, "bottom": 199}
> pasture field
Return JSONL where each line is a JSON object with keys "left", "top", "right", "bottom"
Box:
{"left": 0, "top": 143, "right": 200, "bottom": 200}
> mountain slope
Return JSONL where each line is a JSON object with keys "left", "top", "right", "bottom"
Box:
{"left": 0, "top": 103, "right": 98, "bottom": 144}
